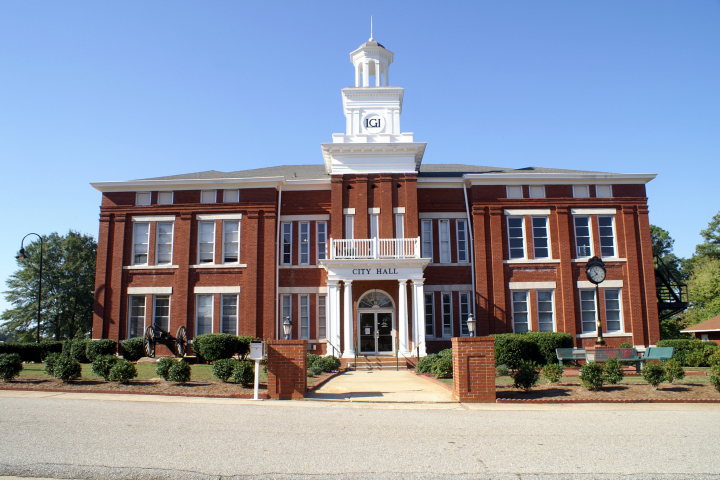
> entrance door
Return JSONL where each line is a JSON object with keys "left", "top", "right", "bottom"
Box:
{"left": 359, "top": 312, "right": 394, "bottom": 354}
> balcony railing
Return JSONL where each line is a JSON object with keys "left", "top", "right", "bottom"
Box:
{"left": 330, "top": 237, "right": 420, "bottom": 260}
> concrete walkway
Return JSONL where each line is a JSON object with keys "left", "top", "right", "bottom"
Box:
{"left": 305, "top": 370, "right": 457, "bottom": 403}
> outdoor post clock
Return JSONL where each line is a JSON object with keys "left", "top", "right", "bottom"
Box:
{"left": 586, "top": 256, "right": 607, "bottom": 346}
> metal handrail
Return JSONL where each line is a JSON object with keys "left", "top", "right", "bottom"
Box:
{"left": 326, "top": 340, "right": 340, "bottom": 358}
{"left": 354, "top": 338, "right": 358, "bottom": 370}
{"left": 415, "top": 341, "right": 425, "bottom": 360}
{"left": 395, "top": 337, "right": 399, "bottom": 371}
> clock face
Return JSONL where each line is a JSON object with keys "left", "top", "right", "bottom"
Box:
{"left": 587, "top": 265, "right": 606, "bottom": 284}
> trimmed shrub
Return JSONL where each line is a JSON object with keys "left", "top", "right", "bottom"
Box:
{"left": 522, "top": 332, "right": 574, "bottom": 365}
{"left": 85, "top": 339, "right": 117, "bottom": 362}
{"left": 664, "top": 359, "right": 685, "bottom": 384}
{"left": 642, "top": 363, "right": 666, "bottom": 389}
{"left": 91, "top": 355, "right": 119, "bottom": 381}
{"left": 53, "top": 355, "right": 82, "bottom": 383}
{"left": 70, "top": 339, "right": 90, "bottom": 363}
{"left": 168, "top": 360, "right": 192, "bottom": 384}
{"left": 306, "top": 354, "right": 321, "bottom": 369}
{"left": 316, "top": 356, "right": 341, "bottom": 373}
{"left": 432, "top": 355, "right": 453, "bottom": 379}
{"left": 541, "top": 363, "right": 563, "bottom": 384}
{"left": 0, "top": 342, "right": 43, "bottom": 363}
{"left": 0, "top": 353, "right": 23, "bottom": 381}
{"left": 213, "top": 358, "right": 240, "bottom": 383}
{"left": 491, "top": 334, "right": 539, "bottom": 369}
{"left": 231, "top": 360, "right": 254, "bottom": 386}
{"left": 495, "top": 364, "right": 510, "bottom": 377}
{"left": 108, "top": 360, "right": 138, "bottom": 383}
{"left": 236, "top": 335, "right": 259, "bottom": 360}
{"left": 438, "top": 348, "right": 453, "bottom": 358}
{"left": 708, "top": 351, "right": 720, "bottom": 368}
{"left": 711, "top": 374, "right": 720, "bottom": 393}
{"left": 121, "top": 338, "right": 145, "bottom": 362}
{"left": 513, "top": 360, "right": 540, "bottom": 392}
{"left": 308, "top": 365, "right": 323, "bottom": 377}
{"left": 192, "top": 333, "right": 240, "bottom": 362}
{"left": 579, "top": 362, "right": 605, "bottom": 391}
{"left": 657, "top": 339, "right": 719, "bottom": 366}
{"left": 44, "top": 352, "right": 62, "bottom": 376}
{"left": 416, "top": 354, "right": 438, "bottom": 374}
{"left": 603, "top": 357, "right": 624, "bottom": 385}
{"left": 156, "top": 357, "right": 177, "bottom": 381}
{"left": 39, "top": 340, "right": 64, "bottom": 360}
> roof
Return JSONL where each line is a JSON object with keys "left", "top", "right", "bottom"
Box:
{"left": 681, "top": 315, "right": 720, "bottom": 333}
{"left": 360, "top": 39, "right": 385, "bottom": 49}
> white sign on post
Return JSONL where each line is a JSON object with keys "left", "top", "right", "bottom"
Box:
{"left": 250, "top": 342, "right": 264, "bottom": 401}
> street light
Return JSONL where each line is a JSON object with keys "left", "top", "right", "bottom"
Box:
{"left": 282, "top": 316, "right": 293, "bottom": 340}
{"left": 467, "top": 314, "right": 476, "bottom": 337}
{"left": 16, "top": 233, "right": 44, "bottom": 344}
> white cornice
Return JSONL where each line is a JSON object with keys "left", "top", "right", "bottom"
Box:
{"left": 91, "top": 176, "right": 287, "bottom": 193}
{"left": 462, "top": 173, "right": 657, "bottom": 185}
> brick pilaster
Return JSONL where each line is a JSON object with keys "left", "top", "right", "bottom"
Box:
{"left": 266, "top": 339, "right": 307, "bottom": 400}
{"left": 452, "top": 336, "right": 495, "bottom": 403}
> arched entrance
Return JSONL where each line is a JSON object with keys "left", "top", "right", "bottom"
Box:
{"left": 357, "top": 290, "right": 395, "bottom": 355}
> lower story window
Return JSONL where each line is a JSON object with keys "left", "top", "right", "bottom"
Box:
{"left": 424, "top": 293, "right": 434, "bottom": 337}
{"left": 441, "top": 293, "right": 452, "bottom": 337}
{"left": 512, "top": 291, "right": 529, "bottom": 333}
{"left": 281, "top": 295, "right": 292, "bottom": 338}
{"left": 221, "top": 295, "right": 237, "bottom": 335}
{"left": 580, "top": 290, "right": 597, "bottom": 334}
{"left": 604, "top": 289, "right": 623, "bottom": 333}
{"left": 299, "top": 294, "right": 310, "bottom": 339}
{"left": 459, "top": 292, "right": 471, "bottom": 336}
{"left": 537, "top": 291, "right": 554, "bottom": 332}
{"left": 153, "top": 296, "right": 170, "bottom": 332}
{"left": 196, "top": 294, "right": 213, "bottom": 335}
{"left": 317, "top": 295, "right": 326, "bottom": 339}
{"left": 128, "top": 296, "right": 146, "bottom": 338}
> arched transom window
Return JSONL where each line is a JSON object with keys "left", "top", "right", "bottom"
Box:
{"left": 358, "top": 291, "right": 394, "bottom": 309}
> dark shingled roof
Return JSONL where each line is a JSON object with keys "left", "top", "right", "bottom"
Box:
{"left": 139, "top": 164, "right": 606, "bottom": 182}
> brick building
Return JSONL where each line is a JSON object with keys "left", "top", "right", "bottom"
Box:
{"left": 91, "top": 37, "right": 661, "bottom": 358}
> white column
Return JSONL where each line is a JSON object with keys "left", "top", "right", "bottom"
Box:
{"left": 398, "top": 279, "right": 409, "bottom": 355}
{"left": 333, "top": 282, "right": 342, "bottom": 354}
{"left": 355, "top": 63, "right": 361, "bottom": 87}
{"left": 385, "top": 63, "right": 389, "bottom": 86}
{"left": 374, "top": 60, "right": 381, "bottom": 86}
{"left": 326, "top": 280, "right": 340, "bottom": 357}
{"left": 342, "top": 281, "right": 355, "bottom": 358}
{"left": 362, "top": 60, "right": 369, "bottom": 87}
{"left": 412, "top": 279, "right": 426, "bottom": 357}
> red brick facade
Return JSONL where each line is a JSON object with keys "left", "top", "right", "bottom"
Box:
{"left": 452, "top": 337, "right": 496, "bottom": 403}
{"left": 266, "top": 340, "right": 307, "bottom": 400}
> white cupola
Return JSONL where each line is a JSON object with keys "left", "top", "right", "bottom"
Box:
{"left": 350, "top": 38, "right": 393, "bottom": 87}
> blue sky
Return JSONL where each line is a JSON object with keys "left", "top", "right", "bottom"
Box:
{"left": 1, "top": 1, "right": 719, "bottom": 315}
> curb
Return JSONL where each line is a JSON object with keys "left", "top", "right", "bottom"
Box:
{"left": 0, "top": 386, "right": 269, "bottom": 400}
{"left": 496, "top": 397, "right": 720, "bottom": 404}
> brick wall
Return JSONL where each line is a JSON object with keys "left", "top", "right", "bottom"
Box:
{"left": 452, "top": 336, "right": 495, "bottom": 403}
{"left": 266, "top": 340, "right": 307, "bottom": 400}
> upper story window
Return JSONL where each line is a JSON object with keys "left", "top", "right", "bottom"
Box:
{"left": 574, "top": 216, "right": 592, "bottom": 258}
{"left": 573, "top": 185, "right": 589, "bottom": 198}
{"left": 281, "top": 222, "right": 292, "bottom": 265}
{"left": 345, "top": 214, "right": 354, "bottom": 239}
{"left": 299, "top": 222, "right": 310, "bottom": 265}
{"left": 132, "top": 223, "right": 150, "bottom": 265}
{"left": 507, "top": 217, "right": 525, "bottom": 259}
{"left": 317, "top": 222, "right": 327, "bottom": 261}
{"left": 438, "top": 219, "right": 451, "bottom": 263}
{"left": 200, "top": 190, "right": 216, "bottom": 204}
{"left": 531, "top": 217, "right": 549, "bottom": 259}
{"left": 198, "top": 221, "right": 215, "bottom": 264}
{"left": 157, "top": 192, "right": 173, "bottom": 205}
{"left": 156, "top": 222, "right": 174, "bottom": 265}
{"left": 136, "top": 192, "right": 151, "bottom": 206}
{"left": 395, "top": 214, "right": 404, "bottom": 239}
{"left": 529, "top": 185, "right": 545, "bottom": 198}
{"left": 457, "top": 220, "right": 468, "bottom": 263}
{"left": 506, "top": 185, "right": 523, "bottom": 199}
{"left": 369, "top": 214, "right": 379, "bottom": 239}
{"left": 421, "top": 220, "right": 432, "bottom": 260}
{"left": 223, "top": 189, "right": 240, "bottom": 203}
{"left": 223, "top": 221, "right": 240, "bottom": 263}
{"left": 598, "top": 216, "right": 616, "bottom": 257}
{"left": 596, "top": 185, "right": 613, "bottom": 198}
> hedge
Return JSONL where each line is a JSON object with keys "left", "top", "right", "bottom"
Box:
{"left": 121, "top": 338, "right": 145, "bottom": 361}
{"left": 657, "top": 339, "right": 720, "bottom": 366}
{"left": 0, "top": 340, "right": 66, "bottom": 362}
{"left": 491, "top": 332, "right": 573, "bottom": 368}
{"left": 192, "top": 333, "right": 260, "bottom": 362}
{"left": 85, "top": 340, "right": 117, "bottom": 362}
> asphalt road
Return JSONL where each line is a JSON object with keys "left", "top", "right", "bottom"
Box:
{"left": 1, "top": 393, "right": 719, "bottom": 480}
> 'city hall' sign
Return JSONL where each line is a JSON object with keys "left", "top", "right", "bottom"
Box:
{"left": 352, "top": 268, "right": 399, "bottom": 275}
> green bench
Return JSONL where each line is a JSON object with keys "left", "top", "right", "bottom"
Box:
{"left": 555, "top": 348, "right": 586, "bottom": 366}
{"left": 639, "top": 347, "right": 674, "bottom": 368}
{"left": 592, "top": 348, "right": 642, "bottom": 372}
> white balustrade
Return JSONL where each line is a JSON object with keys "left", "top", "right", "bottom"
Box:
{"left": 330, "top": 237, "right": 420, "bottom": 259}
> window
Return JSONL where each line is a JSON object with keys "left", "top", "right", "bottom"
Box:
{"left": 345, "top": 215, "right": 354, "bottom": 239}
{"left": 457, "top": 220, "right": 468, "bottom": 263}
{"left": 132, "top": 223, "right": 150, "bottom": 265}
{"left": 200, "top": 190, "right": 216, "bottom": 203}
{"left": 441, "top": 293, "right": 452, "bottom": 337}
{"left": 299, "top": 222, "right": 310, "bottom": 265}
{"left": 421, "top": 220, "right": 433, "bottom": 260}
{"left": 604, "top": 289, "right": 623, "bottom": 333}
{"left": 156, "top": 222, "right": 174, "bottom": 265}
{"left": 531, "top": 217, "right": 549, "bottom": 259}
{"left": 196, "top": 294, "right": 213, "bottom": 335}
{"left": 369, "top": 214, "right": 379, "bottom": 238}
{"left": 281, "top": 222, "right": 292, "bottom": 265}
{"left": 128, "top": 296, "right": 145, "bottom": 338}
{"left": 529, "top": 185, "right": 545, "bottom": 198}
{"left": 221, "top": 294, "right": 237, "bottom": 335}
{"left": 395, "top": 214, "right": 404, "bottom": 239}
{"left": 507, "top": 217, "right": 525, "bottom": 259}
{"left": 439, "top": 220, "right": 451, "bottom": 263}
{"left": 223, "top": 189, "right": 239, "bottom": 203}
{"left": 136, "top": 192, "right": 151, "bottom": 206}
{"left": 574, "top": 216, "right": 592, "bottom": 258}
{"left": 596, "top": 185, "right": 613, "bottom": 198}
{"left": 281, "top": 295, "right": 292, "bottom": 337}
{"left": 598, "top": 216, "right": 615, "bottom": 257}
{"left": 223, "top": 221, "right": 240, "bottom": 263}
{"left": 198, "top": 221, "right": 215, "bottom": 264}
{"left": 424, "top": 293, "right": 434, "bottom": 337}
{"left": 512, "top": 291, "right": 529, "bottom": 333}
{"left": 317, "top": 222, "right": 327, "bottom": 261}
{"left": 459, "top": 292, "right": 471, "bottom": 336}
{"left": 537, "top": 291, "right": 554, "bottom": 332}
{"left": 580, "top": 290, "right": 597, "bottom": 334}
{"left": 573, "top": 185, "right": 589, "bottom": 198}
{"left": 299, "top": 294, "right": 310, "bottom": 339}
{"left": 701, "top": 334, "right": 709, "bottom": 342}
{"left": 153, "top": 296, "right": 170, "bottom": 331}
{"left": 506, "top": 185, "right": 523, "bottom": 198}
{"left": 317, "top": 295, "right": 326, "bottom": 339}
{"left": 157, "top": 191, "right": 173, "bottom": 205}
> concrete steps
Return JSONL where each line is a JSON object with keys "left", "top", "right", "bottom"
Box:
{"left": 341, "top": 356, "right": 417, "bottom": 370}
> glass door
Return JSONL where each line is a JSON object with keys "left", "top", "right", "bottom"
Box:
{"left": 359, "top": 313, "right": 376, "bottom": 353}
{"left": 358, "top": 311, "right": 394, "bottom": 354}
{"left": 376, "top": 312, "right": 393, "bottom": 353}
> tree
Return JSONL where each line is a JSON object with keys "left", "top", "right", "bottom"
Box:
{"left": 695, "top": 212, "right": 720, "bottom": 261}
{"left": 1, "top": 231, "right": 97, "bottom": 341}
{"left": 680, "top": 257, "right": 720, "bottom": 328}
{"left": 651, "top": 225, "right": 688, "bottom": 337}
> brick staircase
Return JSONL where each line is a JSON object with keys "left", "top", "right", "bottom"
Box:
{"left": 341, "top": 355, "right": 417, "bottom": 370}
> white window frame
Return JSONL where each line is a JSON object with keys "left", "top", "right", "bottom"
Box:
{"left": 596, "top": 185, "right": 613, "bottom": 198}
{"left": 573, "top": 215, "right": 593, "bottom": 259}
{"left": 198, "top": 221, "right": 216, "bottom": 264}
{"left": 136, "top": 192, "right": 151, "bottom": 206}
{"left": 157, "top": 191, "right": 174, "bottom": 205}
{"left": 507, "top": 216, "right": 526, "bottom": 260}
{"left": 701, "top": 334, "right": 709, "bottom": 342}
{"left": 281, "top": 222, "right": 292, "bottom": 265}
{"left": 459, "top": 291, "right": 471, "bottom": 336}
{"left": 438, "top": 219, "right": 451, "bottom": 263}
{"left": 573, "top": 185, "right": 590, "bottom": 198}
{"left": 536, "top": 290, "right": 555, "bottom": 332}
{"left": 317, "top": 295, "right": 327, "bottom": 339}
{"left": 512, "top": 290, "right": 530, "bottom": 333}
{"left": 299, "top": 222, "right": 310, "bottom": 265}
{"left": 299, "top": 294, "right": 310, "bottom": 339}
{"left": 200, "top": 190, "right": 217, "bottom": 204}
{"left": 395, "top": 214, "right": 404, "bottom": 239}
{"left": 369, "top": 214, "right": 379, "bottom": 239}
{"left": 153, "top": 295, "right": 171, "bottom": 332}
{"left": 281, "top": 294, "right": 292, "bottom": 339}
{"left": 603, "top": 288, "right": 624, "bottom": 334}
{"left": 317, "top": 221, "right": 327, "bottom": 262}
{"left": 441, "top": 292, "right": 452, "bottom": 338}
{"left": 345, "top": 215, "right": 354, "bottom": 239}
{"left": 580, "top": 289, "right": 597, "bottom": 334}
{"left": 223, "top": 189, "right": 240, "bottom": 203}
{"left": 424, "top": 293, "right": 435, "bottom": 338}
{"left": 598, "top": 215, "right": 616, "bottom": 258}
{"left": 457, "top": 220, "right": 468, "bottom": 263}
{"left": 529, "top": 185, "right": 545, "bottom": 198}
{"left": 221, "top": 294, "right": 238, "bottom": 335}
{"left": 155, "top": 221, "right": 174, "bottom": 265}
{"left": 421, "top": 219, "right": 433, "bottom": 260}
{"left": 222, "top": 220, "right": 240, "bottom": 264}
{"left": 531, "top": 216, "right": 549, "bottom": 260}
{"left": 506, "top": 185, "right": 523, "bottom": 199}
{"left": 128, "top": 295, "right": 146, "bottom": 338}
{"left": 132, "top": 222, "right": 150, "bottom": 266}
{"left": 195, "top": 294, "right": 214, "bottom": 336}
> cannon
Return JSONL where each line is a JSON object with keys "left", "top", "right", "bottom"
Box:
{"left": 143, "top": 324, "right": 188, "bottom": 358}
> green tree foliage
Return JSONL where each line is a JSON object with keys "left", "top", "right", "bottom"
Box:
{"left": 695, "top": 212, "right": 720, "bottom": 262}
{"left": 651, "top": 225, "right": 688, "bottom": 337}
{"left": 681, "top": 257, "right": 720, "bottom": 328}
{"left": 1, "top": 231, "right": 97, "bottom": 341}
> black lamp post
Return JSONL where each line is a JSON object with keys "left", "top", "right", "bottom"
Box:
{"left": 586, "top": 256, "right": 607, "bottom": 346}
{"left": 282, "top": 316, "right": 293, "bottom": 340}
{"left": 467, "top": 314, "right": 476, "bottom": 337}
{"left": 16, "top": 233, "right": 44, "bottom": 344}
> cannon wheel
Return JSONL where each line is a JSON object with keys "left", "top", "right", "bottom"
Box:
{"left": 143, "top": 326, "right": 155, "bottom": 358}
{"left": 175, "top": 326, "right": 187, "bottom": 358}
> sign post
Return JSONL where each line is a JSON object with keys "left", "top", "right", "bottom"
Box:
{"left": 249, "top": 342, "right": 264, "bottom": 401}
